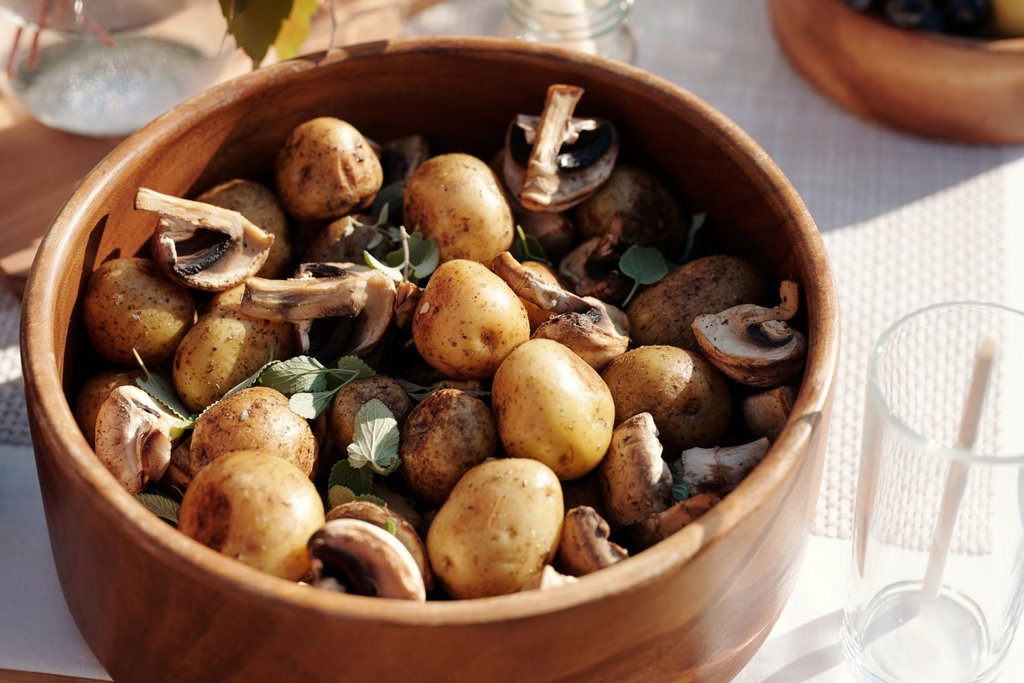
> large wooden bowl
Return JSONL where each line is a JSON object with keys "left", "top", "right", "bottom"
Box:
{"left": 21, "top": 37, "right": 840, "bottom": 683}
{"left": 770, "top": 0, "right": 1024, "bottom": 143}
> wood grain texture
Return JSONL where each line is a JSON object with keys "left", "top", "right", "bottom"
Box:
{"left": 21, "top": 37, "right": 841, "bottom": 683}
{"left": 770, "top": 0, "right": 1024, "bottom": 143}
{"left": 0, "top": 669, "right": 105, "bottom": 683}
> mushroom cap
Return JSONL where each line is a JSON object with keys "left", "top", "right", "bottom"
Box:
{"left": 519, "top": 564, "right": 579, "bottom": 591}
{"left": 325, "top": 500, "right": 434, "bottom": 591}
{"left": 692, "top": 306, "right": 808, "bottom": 388}
{"left": 308, "top": 518, "right": 426, "bottom": 601}
{"left": 741, "top": 385, "right": 798, "bottom": 442}
{"left": 94, "top": 385, "right": 183, "bottom": 494}
{"left": 138, "top": 187, "right": 275, "bottom": 292}
{"left": 557, "top": 506, "right": 628, "bottom": 577}
{"left": 532, "top": 296, "right": 630, "bottom": 371}
{"left": 598, "top": 412, "right": 673, "bottom": 526}
{"left": 631, "top": 493, "right": 722, "bottom": 549}
{"left": 672, "top": 438, "right": 771, "bottom": 497}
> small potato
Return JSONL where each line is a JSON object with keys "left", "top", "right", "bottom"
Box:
{"left": 426, "top": 458, "right": 563, "bottom": 599}
{"left": 189, "top": 387, "right": 318, "bottom": 479}
{"left": 73, "top": 368, "right": 147, "bottom": 448}
{"left": 82, "top": 257, "right": 195, "bottom": 366}
{"left": 178, "top": 451, "right": 325, "bottom": 581}
{"left": 329, "top": 376, "right": 414, "bottom": 454}
{"left": 399, "top": 389, "right": 498, "bottom": 505}
{"left": 173, "top": 299, "right": 296, "bottom": 414}
{"left": 275, "top": 117, "right": 383, "bottom": 221}
{"left": 600, "top": 346, "right": 732, "bottom": 457}
{"left": 403, "top": 153, "right": 514, "bottom": 264}
{"left": 626, "top": 254, "right": 770, "bottom": 350}
{"left": 492, "top": 339, "right": 615, "bottom": 480}
{"left": 412, "top": 259, "right": 530, "bottom": 380}
{"left": 197, "top": 179, "right": 294, "bottom": 279}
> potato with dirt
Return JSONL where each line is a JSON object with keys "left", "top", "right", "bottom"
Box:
{"left": 412, "top": 259, "right": 530, "bottom": 380}
{"left": 600, "top": 345, "right": 732, "bottom": 457}
{"left": 82, "top": 257, "right": 195, "bottom": 366}
{"left": 178, "top": 450, "right": 325, "bottom": 581}
{"left": 403, "top": 153, "right": 514, "bottom": 264}
{"left": 328, "top": 376, "right": 414, "bottom": 455}
{"left": 626, "top": 254, "right": 771, "bottom": 350}
{"left": 399, "top": 389, "right": 498, "bottom": 505}
{"left": 426, "top": 458, "right": 563, "bottom": 599}
{"left": 492, "top": 338, "right": 615, "bottom": 480}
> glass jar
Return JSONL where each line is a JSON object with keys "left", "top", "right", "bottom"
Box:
{"left": 501, "top": 0, "right": 637, "bottom": 64}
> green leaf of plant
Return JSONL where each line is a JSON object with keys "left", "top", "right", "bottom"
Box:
{"left": 365, "top": 250, "right": 405, "bottom": 287}
{"left": 620, "top": 246, "right": 670, "bottom": 285}
{"left": 289, "top": 390, "right": 337, "bottom": 419}
{"left": 225, "top": 0, "right": 294, "bottom": 69}
{"left": 328, "top": 485, "right": 357, "bottom": 509}
{"left": 367, "top": 184, "right": 404, "bottom": 227}
{"left": 516, "top": 225, "right": 551, "bottom": 266}
{"left": 384, "top": 519, "right": 397, "bottom": 535}
{"left": 328, "top": 458, "right": 374, "bottom": 496}
{"left": 132, "top": 350, "right": 190, "bottom": 421}
{"left": 396, "top": 378, "right": 491, "bottom": 402}
{"left": 334, "top": 356, "right": 376, "bottom": 382}
{"left": 347, "top": 399, "right": 400, "bottom": 476}
{"left": 355, "top": 494, "right": 388, "bottom": 506}
{"left": 272, "top": 0, "right": 317, "bottom": 61}
{"left": 134, "top": 493, "right": 180, "bottom": 524}
{"left": 260, "top": 355, "right": 329, "bottom": 394}
{"left": 409, "top": 234, "right": 440, "bottom": 280}
{"left": 671, "top": 473, "right": 692, "bottom": 504}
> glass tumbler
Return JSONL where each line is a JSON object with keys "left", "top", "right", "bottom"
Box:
{"left": 843, "top": 302, "right": 1024, "bottom": 683}
{"left": 501, "top": 0, "right": 637, "bottom": 64}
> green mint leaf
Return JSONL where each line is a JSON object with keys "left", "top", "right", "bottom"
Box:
{"left": 678, "top": 213, "right": 707, "bottom": 263}
{"left": 365, "top": 250, "right": 405, "bottom": 287}
{"left": 408, "top": 234, "right": 440, "bottom": 280}
{"left": 289, "top": 390, "right": 336, "bottom": 419}
{"left": 328, "top": 485, "right": 357, "bottom": 509}
{"left": 347, "top": 399, "right": 401, "bottom": 476}
{"left": 272, "top": 0, "right": 316, "bottom": 61}
{"left": 222, "top": 0, "right": 294, "bottom": 69}
{"left": 134, "top": 493, "right": 180, "bottom": 524}
{"left": 366, "top": 232, "right": 384, "bottom": 251}
{"left": 516, "top": 225, "right": 551, "bottom": 266}
{"left": 334, "top": 356, "right": 376, "bottom": 382}
{"left": 328, "top": 458, "right": 374, "bottom": 496}
{"left": 355, "top": 494, "right": 388, "bottom": 506}
{"left": 132, "top": 350, "right": 190, "bottom": 421}
{"left": 368, "top": 184, "right": 404, "bottom": 227}
{"left": 671, "top": 473, "right": 692, "bottom": 504}
{"left": 619, "top": 245, "right": 670, "bottom": 307}
{"left": 260, "top": 355, "right": 329, "bottom": 395}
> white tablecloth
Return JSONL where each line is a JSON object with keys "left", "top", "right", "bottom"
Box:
{"left": 2, "top": 0, "right": 1024, "bottom": 680}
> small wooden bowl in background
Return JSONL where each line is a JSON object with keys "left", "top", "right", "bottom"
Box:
{"left": 20, "top": 37, "right": 840, "bottom": 683}
{"left": 770, "top": 0, "right": 1024, "bottom": 143}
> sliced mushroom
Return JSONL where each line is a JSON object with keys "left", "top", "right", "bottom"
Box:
{"left": 519, "top": 564, "right": 579, "bottom": 591}
{"left": 307, "top": 518, "right": 426, "bottom": 601}
{"left": 504, "top": 84, "right": 619, "bottom": 213}
{"left": 631, "top": 493, "right": 722, "bottom": 550}
{"left": 599, "top": 413, "right": 674, "bottom": 526}
{"left": 393, "top": 281, "right": 422, "bottom": 330}
{"left": 557, "top": 506, "right": 629, "bottom": 577}
{"left": 241, "top": 263, "right": 396, "bottom": 361}
{"left": 136, "top": 187, "right": 274, "bottom": 292}
{"left": 692, "top": 280, "right": 808, "bottom": 388}
{"left": 558, "top": 237, "right": 633, "bottom": 304}
{"left": 492, "top": 251, "right": 630, "bottom": 369}
{"left": 326, "top": 500, "right": 434, "bottom": 591}
{"left": 671, "top": 437, "right": 771, "bottom": 498}
{"left": 741, "top": 385, "right": 798, "bottom": 442}
{"left": 94, "top": 385, "right": 188, "bottom": 495}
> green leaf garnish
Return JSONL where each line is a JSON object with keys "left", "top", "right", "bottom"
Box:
{"left": 365, "top": 250, "right": 406, "bottom": 286}
{"left": 347, "top": 399, "right": 401, "bottom": 476}
{"left": 367, "top": 184, "right": 404, "bottom": 227}
{"left": 355, "top": 494, "right": 388, "bottom": 506}
{"left": 260, "top": 355, "right": 329, "bottom": 394}
{"left": 671, "top": 473, "right": 692, "bottom": 504}
{"left": 288, "top": 390, "right": 336, "bottom": 420}
{"left": 619, "top": 245, "right": 671, "bottom": 307}
{"left": 134, "top": 493, "right": 181, "bottom": 524}
{"left": 328, "top": 458, "right": 374, "bottom": 496}
{"left": 260, "top": 355, "right": 376, "bottom": 418}
{"left": 328, "top": 485, "right": 357, "bottom": 509}
{"left": 516, "top": 225, "right": 551, "bottom": 266}
{"left": 133, "top": 350, "right": 190, "bottom": 421}
{"left": 396, "top": 378, "right": 491, "bottom": 402}
{"left": 333, "top": 356, "right": 376, "bottom": 385}
{"left": 384, "top": 519, "right": 397, "bottom": 535}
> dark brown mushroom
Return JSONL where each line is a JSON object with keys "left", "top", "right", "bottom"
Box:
{"left": 557, "top": 506, "right": 629, "bottom": 577}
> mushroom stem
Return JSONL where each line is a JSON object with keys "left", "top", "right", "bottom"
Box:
{"left": 671, "top": 438, "right": 772, "bottom": 497}
{"left": 736, "top": 280, "right": 800, "bottom": 326}
{"left": 492, "top": 251, "right": 591, "bottom": 315}
{"left": 631, "top": 493, "right": 722, "bottom": 549}
{"left": 521, "top": 84, "right": 586, "bottom": 207}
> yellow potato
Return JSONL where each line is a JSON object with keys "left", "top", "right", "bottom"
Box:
{"left": 412, "top": 259, "right": 530, "bottom": 380}
{"left": 173, "top": 299, "right": 296, "bottom": 414}
{"left": 82, "top": 257, "right": 195, "bottom": 366}
{"left": 178, "top": 451, "right": 325, "bottom": 581}
{"left": 403, "top": 153, "right": 514, "bottom": 264}
{"left": 426, "top": 458, "right": 563, "bottom": 599}
{"left": 491, "top": 338, "right": 615, "bottom": 480}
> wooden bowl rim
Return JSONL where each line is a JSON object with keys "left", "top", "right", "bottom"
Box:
{"left": 21, "top": 35, "right": 840, "bottom": 625}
